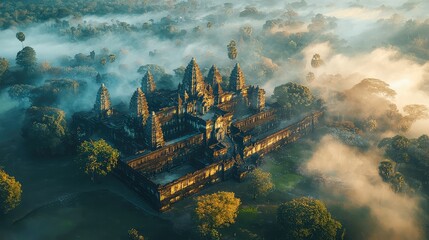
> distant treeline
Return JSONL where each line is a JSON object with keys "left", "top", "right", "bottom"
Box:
{"left": 0, "top": 0, "right": 167, "bottom": 29}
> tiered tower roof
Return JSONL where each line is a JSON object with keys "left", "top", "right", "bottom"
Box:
{"left": 206, "top": 65, "right": 222, "bottom": 86}
{"left": 213, "top": 81, "right": 223, "bottom": 96}
{"left": 229, "top": 63, "right": 245, "bottom": 92}
{"left": 145, "top": 111, "right": 165, "bottom": 149}
{"left": 94, "top": 83, "right": 112, "bottom": 114}
{"left": 183, "top": 58, "right": 205, "bottom": 97}
{"left": 129, "top": 88, "right": 149, "bottom": 124}
{"left": 141, "top": 71, "right": 156, "bottom": 95}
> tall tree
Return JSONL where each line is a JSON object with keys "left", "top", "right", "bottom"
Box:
{"left": 16, "top": 32, "right": 25, "bottom": 48}
{"left": 76, "top": 139, "right": 119, "bottom": 182}
{"left": 247, "top": 168, "right": 274, "bottom": 199}
{"left": 379, "top": 160, "right": 395, "bottom": 181}
{"left": 227, "top": 40, "right": 238, "bottom": 60}
{"left": 0, "top": 169, "right": 22, "bottom": 214}
{"left": 348, "top": 78, "right": 397, "bottom": 98}
{"left": 311, "top": 54, "right": 324, "bottom": 68}
{"left": 378, "top": 135, "right": 411, "bottom": 163}
{"left": 16, "top": 46, "right": 37, "bottom": 69}
{"left": 273, "top": 82, "right": 318, "bottom": 118}
{"left": 0, "top": 58, "right": 8, "bottom": 79}
{"left": 195, "top": 191, "right": 241, "bottom": 240}
{"left": 277, "top": 197, "right": 342, "bottom": 240}
{"left": 8, "top": 84, "right": 34, "bottom": 102}
{"left": 21, "top": 106, "right": 67, "bottom": 156}
{"left": 109, "top": 54, "right": 116, "bottom": 63}
{"left": 390, "top": 172, "right": 405, "bottom": 192}
{"left": 128, "top": 228, "right": 144, "bottom": 240}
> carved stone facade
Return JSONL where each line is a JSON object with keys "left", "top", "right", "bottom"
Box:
{"left": 141, "top": 71, "right": 156, "bottom": 96}
{"left": 248, "top": 85, "right": 265, "bottom": 111}
{"left": 129, "top": 88, "right": 149, "bottom": 124}
{"left": 229, "top": 63, "right": 245, "bottom": 92}
{"left": 182, "top": 58, "right": 205, "bottom": 97}
{"left": 93, "top": 83, "right": 113, "bottom": 117}
{"left": 71, "top": 58, "right": 324, "bottom": 211}
{"left": 145, "top": 111, "right": 165, "bottom": 150}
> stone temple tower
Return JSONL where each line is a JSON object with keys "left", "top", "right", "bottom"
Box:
{"left": 145, "top": 111, "right": 165, "bottom": 150}
{"left": 206, "top": 65, "right": 222, "bottom": 87}
{"left": 141, "top": 70, "right": 156, "bottom": 96}
{"left": 248, "top": 86, "right": 266, "bottom": 111}
{"left": 129, "top": 88, "right": 149, "bottom": 125}
{"left": 229, "top": 63, "right": 245, "bottom": 92}
{"left": 94, "top": 83, "right": 112, "bottom": 117}
{"left": 182, "top": 58, "right": 205, "bottom": 97}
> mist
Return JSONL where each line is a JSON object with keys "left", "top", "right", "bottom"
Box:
{"left": 304, "top": 136, "right": 424, "bottom": 240}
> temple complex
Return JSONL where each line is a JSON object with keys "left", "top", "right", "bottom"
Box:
{"left": 71, "top": 58, "right": 323, "bottom": 211}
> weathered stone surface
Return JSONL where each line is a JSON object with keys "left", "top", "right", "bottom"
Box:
{"left": 129, "top": 88, "right": 149, "bottom": 124}
{"left": 94, "top": 83, "right": 112, "bottom": 116}
{"left": 182, "top": 58, "right": 205, "bottom": 97}
{"left": 248, "top": 85, "right": 265, "bottom": 111}
{"left": 141, "top": 70, "right": 156, "bottom": 95}
{"left": 230, "top": 63, "right": 245, "bottom": 92}
{"left": 72, "top": 58, "right": 325, "bottom": 212}
{"left": 145, "top": 111, "right": 165, "bottom": 149}
{"left": 206, "top": 65, "right": 222, "bottom": 86}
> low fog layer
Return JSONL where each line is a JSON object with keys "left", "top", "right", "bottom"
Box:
{"left": 304, "top": 136, "right": 423, "bottom": 240}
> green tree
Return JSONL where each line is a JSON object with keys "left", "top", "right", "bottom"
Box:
{"left": 128, "top": 228, "right": 144, "bottom": 240}
{"left": 108, "top": 54, "right": 116, "bottom": 63}
{"left": 390, "top": 172, "right": 405, "bottom": 192}
{"left": 273, "top": 82, "right": 317, "bottom": 117}
{"left": 21, "top": 106, "right": 67, "bottom": 156}
{"left": 277, "top": 197, "right": 342, "bottom": 240}
{"left": 311, "top": 54, "right": 324, "bottom": 68}
{"left": 195, "top": 191, "right": 241, "bottom": 239}
{"left": 16, "top": 32, "right": 25, "bottom": 48}
{"left": 76, "top": 139, "right": 119, "bottom": 182}
{"left": 379, "top": 135, "right": 411, "bottom": 163}
{"left": 16, "top": 46, "right": 37, "bottom": 69}
{"left": 90, "top": 50, "right": 95, "bottom": 60}
{"left": 306, "top": 72, "right": 315, "bottom": 82}
{"left": 363, "top": 118, "right": 378, "bottom": 132}
{"left": 0, "top": 57, "right": 8, "bottom": 78}
{"left": 379, "top": 160, "right": 395, "bottom": 181}
{"left": 349, "top": 78, "right": 397, "bottom": 98}
{"left": 227, "top": 40, "right": 238, "bottom": 60}
{"left": 0, "top": 169, "right": 22, "bottom": 214}
{"left": 247, "top": 168, "right": 274, "bottom": 199}
{"left": 8, "top": 84, "right": 35, "bottom": 101}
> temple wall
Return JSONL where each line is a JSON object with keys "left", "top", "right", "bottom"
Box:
{"left": 156, "top": 107, "right": 187, "bottom": 140}
{"left": 233, "top": 109, "right": 276, "bottom": 132}
{"left": 243, "top": 111, "right": 323, "bottom": 158}
{"left": 126, "top": 133, "right": 204, "bottom": 173}
{"left": 115, "top": 161, "right": 162, "bottom": 209}
{"left": 157, "top": 159, "right": 236, "bottom": 211}
{"left": 115, "top": 111, "right": 323, "bottom": 211}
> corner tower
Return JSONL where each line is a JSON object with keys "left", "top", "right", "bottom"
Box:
{"left": 145, "top": 111, "right": 165, "bottom": 150}
{"left": 141, "top": 71, "right": 156, "bottom": 96}
{"left": 129, "top": 88, "right": 149, "bottom": 125}
{"left": 94, "top": 83, "right": 112, "bottom": 117}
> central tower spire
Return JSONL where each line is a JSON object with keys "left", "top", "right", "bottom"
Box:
{"left": 182, "top": 58, "right": 205, "bottom": 97}
{"left": 229, "top": 63, "right": 245, "bottom": 92}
